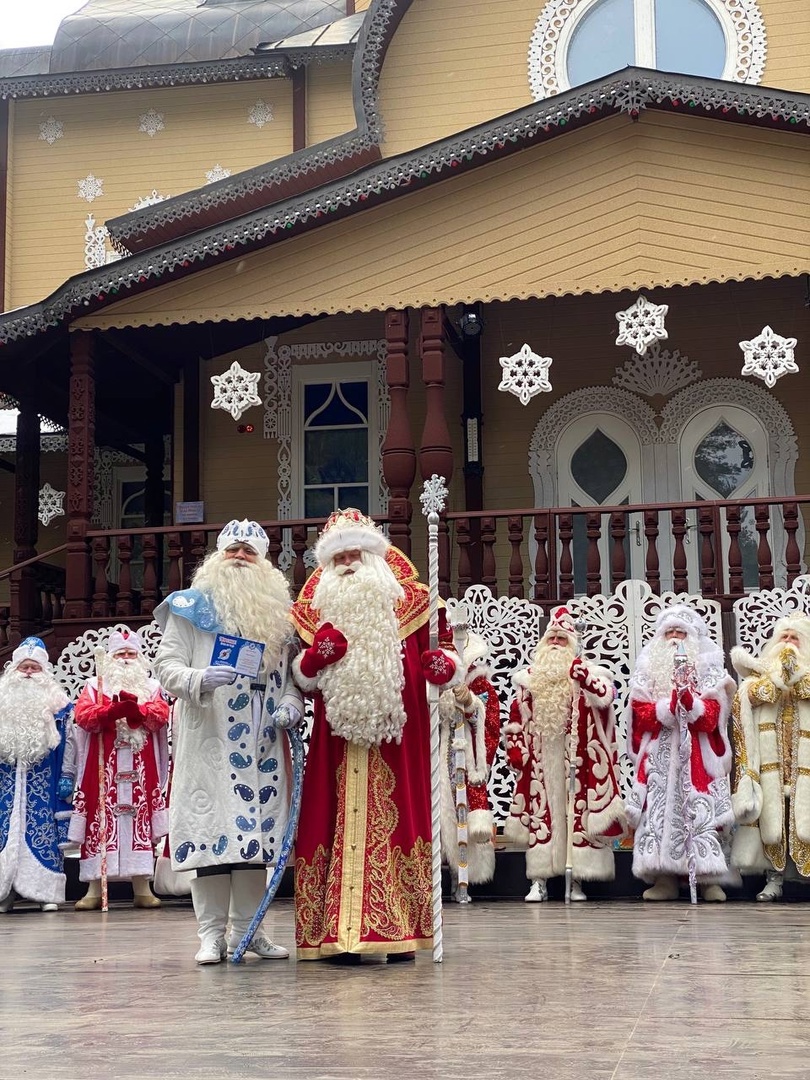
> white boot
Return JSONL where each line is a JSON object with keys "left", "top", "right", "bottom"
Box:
{"left": 525, "top": 879, "right": 548, "bottom": 903}
{"left": 570, "top": 880, "right": 587, "bottom": 902}
{"left": 227, "top": 869, "right": 289, "bottom": 960}
{"left": 131, "top": 874, "right": 161, "bottom": 909}
{"left": 756, "top": 869, "right": 783, "bottom": 902}
{"left": 701, "top": 884, "right": 727, "bottom": 903}
{"left": 190, "top": 875, "right": 230, "bottom": 964}
{"left": 74, "top": 879, "right": 102, "bottom": 911}
{"left": 642, "top": 875, "right": 679, "bottom": 901}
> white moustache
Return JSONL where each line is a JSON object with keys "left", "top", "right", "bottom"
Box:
{"left": 335, "top": 562, "right": 362, "bottom": 577}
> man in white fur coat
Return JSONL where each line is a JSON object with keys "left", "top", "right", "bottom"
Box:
{"left": 439, "top": 630, "right": 501, "bottom": 901}
{"left": 503, "top": 606, "right": 626, "bottom": 902}
{"left": 154, "top": 519, "right": 303, "bottom": 964}
{"left": 625, "top": 604, "right": 736, "bottom": 901}
{"left": 731, "top": 615, "right": 810, "bottom": 901}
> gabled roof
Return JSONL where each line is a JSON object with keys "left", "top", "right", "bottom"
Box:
{"left": 1, "top": 67, "right": 810, "bottom": 346}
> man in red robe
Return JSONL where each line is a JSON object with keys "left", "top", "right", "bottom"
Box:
{"left": 291, "top": 509, "right": 459, "bottom": 962}
{"left": 69, "top": 628, "right": 170, "bottom": 909}
{"left": 504, "top": 607, "right": 626, "bottom": 901}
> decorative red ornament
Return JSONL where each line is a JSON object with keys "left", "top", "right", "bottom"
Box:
{"left": 237, "top": 424, "right": 255, "bottom": 434}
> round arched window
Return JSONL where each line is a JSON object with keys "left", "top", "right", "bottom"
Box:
{"left": 529, "top": 0, "right": 767, "bottom": 100}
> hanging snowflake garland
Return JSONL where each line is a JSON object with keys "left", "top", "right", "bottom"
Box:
{"left": 39, "top": 483, "right": 65, "bottom": 526}
{"left": 739, "top": 325, "right": 799, "bottom": 388}
{"left": 498, "top": 343, "right": 553, "bottom": 406}
{"left": 210, "top": 361, "right": 262, "bottom": 421}
{"left": 615, "top": 295, "right": 669, "bottom": 355}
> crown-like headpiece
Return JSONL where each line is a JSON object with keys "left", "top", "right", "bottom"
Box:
{"left": 107, "top": 628, "right": 144, "bottom": 656}
{"left": 216, "top": 519, "right": 269, "bottom": 559}
{"left": 314, "top": 507, "right": 389, "bottom": 567}
{"left": 11, "top": 635, "right": 50, "bottom": 671}
{"left": 654, "top": 603, "right": 708, "bottom": 639}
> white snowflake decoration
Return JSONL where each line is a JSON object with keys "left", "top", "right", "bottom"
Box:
{"left": 210, "top": 361, "right": 262, "bottom": 422}
{"left": 420, "top": 474, "right": 449, "bottom": 517}
{"left": 38, "top": 117, "right": 64, "bottom": 145}
{"left": 615, "top": 295, "right": 669, "bottom": 356}
{"left": 612, "top": 344, "right": 702, "bottom": 398}
{"left": 77, "top": 174, "right": 104, "bottom": 203}
{"left": 498, "top": 343, "right": 553, "bottom": 406}
{"left": 739, "top": 325, "right": 799, "bottom": 388}
{"left": 205, "top": 164, "right": 231, "bottom": 184}
{"left": 248, "top": 101, "right": 274, "bottom": 129}
{"left": 39, "top": 483, "right": 65, "bottom": 527}
{"left": 138, "top": 109, "right": 165, "bottom": 137}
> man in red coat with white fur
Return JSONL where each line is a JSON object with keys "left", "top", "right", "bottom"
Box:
{"left": 291, "top": 509, "right": 460, "bottom": 962}
{"left": 504, "top": 607, "right": 626, "bottom": 902}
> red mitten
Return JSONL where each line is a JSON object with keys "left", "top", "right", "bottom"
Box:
{"left": 679, "top": 687, "right": 694, "bottom": 712}
{"left": 95, "top": 702, "right": 120, "bottom": 728}
{"left": 507, "top": 746, "right": 523, "bottom": 770}
{"left": 569, "top": 657, "right": 589, "bottom": 686}
{"left": 669, "top": 689, "right": 678, "bottom": 715}
{"left": 422, "top": 649, "right": 455, "bottom": 686}
{"left": 299, "top": 622, "right": 348, "bottom": 679}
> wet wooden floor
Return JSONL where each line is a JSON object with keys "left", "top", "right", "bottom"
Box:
{"left": 2, "top": 897, "right": 808, "bottom": 1079}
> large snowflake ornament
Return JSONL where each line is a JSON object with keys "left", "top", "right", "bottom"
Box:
{"left": 615, "top": 295, "right": 669, "bottom": 355}
{"left": 739, "top": 325, "right": 799, "bottom": 388}
{"left": 498, "top": 343, "right": 553, "bottom": 406}
{"left": 139, "top": 109, "right": 165, "bottom": 137}
{"left": 210, "top": 361, "right": 262, "bottom": 421}
{"left": 248, "top": 101, "right": 274, "bottom": 128}
{"left": 77, "top": 174, "right": 104, "bottom": 203}
{"left": 39, "top": 483, "right": 65, "bottom": 526}
{"left": 39, "top": 117, "right": 64, "bottom": 145}
{"left": 420, "top": 474, "right": 449, "bottom": 517}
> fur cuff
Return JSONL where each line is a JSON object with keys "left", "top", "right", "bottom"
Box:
{"left": 292, "top": 653, "right": 320, "bottom": 693}
{"left": 468, "top": 808, "right": 494, "bottom": 844}
{"left": 732, "top": 773, "right": 763, "bottom": 824}
{"left": 586, "top": 795, "right": 627, "bottom": 842}
{"left": 655, "top": 697, "right": 677, "bottom": 728}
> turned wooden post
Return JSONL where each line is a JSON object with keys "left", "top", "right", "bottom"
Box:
{"left": 418, "top": 307, "right": 453, "bottom": 596}
{"left": 784, "top": 502, "right": 801, "bottom": 585}
{"left": 585, "top": 511, "right": 602, "bottom": 597}
{"left": 671, "top": 508, "right": 688, "bottom": 593}
{"left": 558, "top": 512, "right": 574, "bottom": 602}
{"left": 508, "top": 515, "right": 525, "bottom": 599}
{"left": 725, "top": 505, "right": 744, "bottom": 596}
{"left": 533, "top": 512, "right": 551, "bottom": 605}
{"left": 644, "top": 510, "right": 660, "bottom": 595}
{"left": 755, "top": 505, "right": 774, "bottom": 590}
{"left": 609, "top": 510, "right": 627, "bottom": 592}
{"left": 63, "top": 332, "right": 96, "bottom": 620}
{"left": 9, "top": 392, "right": 40, "bottom": 643}
{"left": 381, "top": 310, "right": 415, "bottom": 556}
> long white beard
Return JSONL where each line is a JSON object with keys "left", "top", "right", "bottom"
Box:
{"left": 312, "top": 556, "right": 407, "bottom": 747}
{"left": 645, "top": 637, "right": 700, "bottom": 699}
{"left": 762, "top": 641, "right": 809, "bottom": 681}
{"left": 193, "top": 553, "right": 292, "bottom": 670}
{"left": 102, "top": 657, "right": 152, "bottom": 752}
{"left": 526, "top": 644, "right": 575, "bottom": 736}
{"left": 0, "top": 670, "right": 66, "bottom": 766}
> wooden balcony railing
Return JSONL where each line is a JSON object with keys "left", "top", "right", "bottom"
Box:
{"left": 0, "top": 495, "right": 808, "bottom": 650}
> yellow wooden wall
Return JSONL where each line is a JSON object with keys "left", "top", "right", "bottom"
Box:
{"left": 74, "top": 112, "right": 810, "bottom": 330}
{"left": 306, "top": 61, "right": 356, "bottom": 146}
{"left": 377, "top": 0, "right": 810, "bottom": 159}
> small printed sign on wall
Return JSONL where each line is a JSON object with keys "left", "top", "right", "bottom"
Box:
{"left": 175, "top": 501, "right": 205, "bottom": 524}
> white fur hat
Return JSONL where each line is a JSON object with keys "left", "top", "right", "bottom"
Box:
{"left": 107, "top": 627, "right": 144, "bottom": 656}
{"left": 11, "top": 636, "right": 50, "bottom": 671}
{"left": 313, "top": 508, "right": 389, "bottom": 567}
{"left": 654, "top": 603, "right": 708, "bottom": 640}
{"left": 216, "top": 519, "right": 269, "bottom": 559}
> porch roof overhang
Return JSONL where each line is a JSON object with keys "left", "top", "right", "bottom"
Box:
{"left": 1, "top": 67, "right": 810, "bottom": 345}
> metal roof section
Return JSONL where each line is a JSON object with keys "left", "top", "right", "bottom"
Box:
{"left": 254, "top": 10, "right": 364, "bottom": 50}
{"left": 2, "top": 68, "right": 810, "bottom": 346}
{"left": 49, "top": 0, "right": 348, "bottom": 73}
{"left": 0, "top": 47, "right": 51, "bottom": 79}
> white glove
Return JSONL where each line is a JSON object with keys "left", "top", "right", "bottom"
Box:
{"left": 270, "top": 704, "right": 302, "bottom": 729}
{"left": 200, "top": 665, "right": 238, "bottom": 692}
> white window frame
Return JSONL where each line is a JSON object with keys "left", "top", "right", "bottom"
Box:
{"left": 290, "top": 361, "right": 381, "bottom": 520}
{"left": 528, "top": 0, "right": 767, "bottom": 100}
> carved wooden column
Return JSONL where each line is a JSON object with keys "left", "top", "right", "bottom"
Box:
{"left": 9, "top": 392, "right": 40, "bottom": 642}
{"left": 418, "top": 308, "right": 453, "bottom": 595}
{"left": 381, "top": 310, "right": 415, "bottom": 556}
{"left": 63, "top": 332, "right": 96, "bottom": 620}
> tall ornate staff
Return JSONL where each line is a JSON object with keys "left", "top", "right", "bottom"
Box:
{"left": 674, "top": 641, "right": 698, "bottom": 905}
{"left": 420, "top": 473, "right": 448, "bottom": 963}
{"left": 449, "top": 603, "right": 470, "bottom": 905}
{"left": 93, "top": 646, "right": 109, "bottom": 913}
{"left": 564, "top": 617, "right": 586, "bottom": 905}
{"left": 231, "top": 720, "right": 305, "bottom": 963}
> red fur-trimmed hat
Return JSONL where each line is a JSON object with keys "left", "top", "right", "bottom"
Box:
{"left": 313, "top": 507, "right": 389, "bottom": 567}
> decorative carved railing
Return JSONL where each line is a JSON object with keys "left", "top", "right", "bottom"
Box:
{"left": 0, "top": 545, "right": 67, "bottom": 648}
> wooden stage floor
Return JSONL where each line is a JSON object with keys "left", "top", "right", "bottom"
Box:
{"left": 2, "top": 897, "right": 808, "bottom": 1079}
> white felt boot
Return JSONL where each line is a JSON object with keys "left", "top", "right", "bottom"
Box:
{"left": 191, "top": 875, "right": 230, "bottom": 964}
{"left": 227, "top": 870, "right": 289, "bottom": 959}
{"left": 525, "top": 879, "right": 548, "bottom": 903}
{"left": 642, "top": 875, "right": 679, "bottom": 901}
